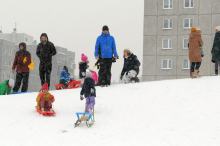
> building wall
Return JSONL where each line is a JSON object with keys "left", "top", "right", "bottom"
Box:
{"left": 143, "top": 0, "right": 220, "bottom": 81}
{"left": 0, "top": 34, "right": 75, "bottom": 92}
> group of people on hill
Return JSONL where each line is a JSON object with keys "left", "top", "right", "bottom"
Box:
{"left": 188, "top": 26, "right": 220, "bottom": 78}
{"left": 0, "top": 25, "right": 141, "bottom": 96}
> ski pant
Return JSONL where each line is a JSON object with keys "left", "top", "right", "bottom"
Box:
{"left": 215, "top": 61, "right": 220, "bottom": 75}
{"left": 190, "top": 62, "right": 201, "bottom": 72}
{"left": 123, "top": 70, "right": 138, "bottom": 83}
{"left": 85, "top": 96, "right": 95, "bottom": 114}
{"left": 39, "top": 62, "right": 52, "bottom": 87}
{"left": 98, "top": 59, "right": 112, "bottom": 86}
{"left": 13, "top": 72, "right": 29, "bottom": 93}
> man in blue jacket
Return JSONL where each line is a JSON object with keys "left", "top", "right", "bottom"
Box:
{"left": 95, "top": 25, "right": 118, "bottom": 86}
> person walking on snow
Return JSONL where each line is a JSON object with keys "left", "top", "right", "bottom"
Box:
{"left": 94, "top": 25, "right": 118, "bottom": 86}
{"left": 36, "top": 33, "right": 56, "bottom": 87}
{"left": 59, "top": 66, "right": 71, "bottom": 87}
{"left": 80, "top": 71, "right": 96, "bottom": 115}
{"left": 188, "top": 27, "right": 203, "bottom": 78}
{"left": 212, "top": 26, "right": 220, "bottom": 75}
{"left": 120, "top": 49, "right": 141, "bottom": 83}
{"left": 0, "top": 79, "right": 14, "bottom": 95}
{"left": 12, "top": 42, "right": 31, "bottom": 93}
{"left": 79, "top": 53, "right": 89, "bottom": 79}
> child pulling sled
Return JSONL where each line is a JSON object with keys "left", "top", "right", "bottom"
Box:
{"left": 36, "top": 83, "right": 55, "bottom": 116}
{"left": 75, "top": 71, "right": 96, "bottom": 127}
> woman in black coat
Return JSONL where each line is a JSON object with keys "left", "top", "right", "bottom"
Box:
{"left": 212, "top": 26, "right": 220, "bottom": 75}
{"left": 120, "top": 49, "right": 141, "bottom": 83}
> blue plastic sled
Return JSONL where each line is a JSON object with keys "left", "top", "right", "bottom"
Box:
{"left": 74, "top": 112, "right": 95, "bottom": 128}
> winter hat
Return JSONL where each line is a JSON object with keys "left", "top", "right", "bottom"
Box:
{"left": 81, "top": 53, "right": 88, "bottom": 62}
{"left": 216, "top": 26, "right": 220, "bottom": 32}
{"left": 63, "top": 66, "right": 68, "bottom": 72}
{"left": 41, "top": 83, "right": 49, "bottom": 91}
{"left": 8, "top": 79, "right": 15, "bottom": 88}
{"left": 102, "top": 25, "right": 109, "bottom": 31}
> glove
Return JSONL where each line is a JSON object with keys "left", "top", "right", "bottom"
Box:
{"left": 91, "top": 88, "right": 95, "bottom": 94}
{"left": 80, "top": 95, "right": 84, "bottom": 100}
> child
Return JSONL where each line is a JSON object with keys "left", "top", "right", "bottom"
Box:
{"left": 36, "top": 83, "right": 55, "bottom": 112}
{"left": 79, "top": 53, "right": 89, "bottom": 79}
{"left": 120, "top": 49, "right": 141, "bottom": 83}
{"left": 12, "top": 42, "right": 31, "bottom": 93}
{"left": 59, "top": 66, "right": 71, "bottom": 87}
{"left": 0, "top": 79, "right": 14, "bottom": 95}
{"left": 80, "top": 71, "right": 96, "bottom": 115}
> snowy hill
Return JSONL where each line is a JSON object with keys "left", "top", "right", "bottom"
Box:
{"left": 0, "top": 77, "right": 220, "bottom": 146}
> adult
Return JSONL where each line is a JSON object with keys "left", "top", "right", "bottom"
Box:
{"left": 12, "top": 42, "right": 31, "bottom": 93}
{"left": 36, "top": 33, "right": 56, "bottom": 87}
{"left": 188, "top": 27, "right": 203, "bottom": 78}
{"left": 120, "top": 49, "right": 141, "bottom": 83}
{"left": 94, "top": 25, "right": 118, "bottom": 86}
{"left": 212, "top": 26, "right": 220, "bottom": 75}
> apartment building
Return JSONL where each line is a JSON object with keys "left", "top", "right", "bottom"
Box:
{"left": 143, "top": 0, "right": 220, "bottom": 81}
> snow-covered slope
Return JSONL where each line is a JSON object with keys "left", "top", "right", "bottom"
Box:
{"left": 0, "top": 77, "right": 220, "bottom": 146}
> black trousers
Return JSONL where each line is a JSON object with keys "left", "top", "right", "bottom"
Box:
{"left": 215, "top": 61, "right": 220, "bottom": 75}
{"left": 190, "top": 62, "right": 201, "bottom": 72}
{"left": 13, "top": 72, "right": 29, "bottom": 93}
{"left": 39, "top": 63, "right": 52, "bottom": 86}
{"left": 98, "top": 59, "right": 112, "bottom": 86}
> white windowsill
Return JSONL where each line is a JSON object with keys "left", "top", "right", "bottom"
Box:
{"left": 162, "top": 48, "right": 173, "bottom": 50}
{"left": 162, "top": 28, "right": 173, "bottom": 30}
{"left": 161, "top": 68, "right": 173, "bottom": 70}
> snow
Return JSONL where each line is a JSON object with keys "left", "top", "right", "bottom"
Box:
{"left": 0, "top": 76, "right": 220, "bottom": 146}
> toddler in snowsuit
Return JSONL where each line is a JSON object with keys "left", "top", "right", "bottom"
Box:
{"left": 59, "top": 66, "right": 71, "bottom": 87}
{"left": 0, "top": 79, "right": 14, "bottom": 95}
{"left": 120, "top": 49, "right": 141, "bottom": 83}
{"left": 80, "top": 71, "right": 96, "bottom": 115}
{"left": 36, "top": 83, "right": 55, "bottom": 112}
{"left": 79, "top": 53, "right": 89, "bottom": 79}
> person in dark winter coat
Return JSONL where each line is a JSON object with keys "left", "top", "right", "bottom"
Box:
{"left": 79, "top": 53, "right": 89, "bottom": 79}
{"left": 12, "top": 42, "right": 31, "bottom": 93}
{"left": 94, "top": 25, "right": 119, "bottom": 86}
{"left": 36, "top": 33, "right": 56, "bottom": 87}
{"left": 80, "top": 71, "right": 96, "bottom": 114}
{"left": 120, "top": 49, "right": 141, "bottom": 83}
{"left": 59, "top": 66, "right": 71, "bottom": 87}
{"left": 212, "top": 26, "right": 220, "bottom": 75}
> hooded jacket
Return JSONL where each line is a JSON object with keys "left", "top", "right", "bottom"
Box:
{"left": 121, "top": 53, "right": 141, "bottom": 76}
{"left": 80, "top": 77, "right": 96, "bottom": 98}
{"left": 60, "top": 68, "right": 71, "bottom": 82}
{"left": 95, "top": 33, "right": 118, "bottom": 59}
{"left": 12, "top": 48, "right": 31, "bottom": 73}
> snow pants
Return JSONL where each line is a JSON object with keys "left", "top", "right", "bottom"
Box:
{"left": 123, "top": 70, "right": 139, "bottom": 83}
{"left": 85, "top": 96, "right": 95, "bottom": 114}
{"left": 13, "top": 72, "right": 29, "bottom": 93}
{"left": 98, "top": 59, "right": 112, "bottom": 86}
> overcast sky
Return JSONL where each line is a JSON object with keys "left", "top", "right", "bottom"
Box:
{"left": 0, "top": 0, "right": 144, "bottom": 81}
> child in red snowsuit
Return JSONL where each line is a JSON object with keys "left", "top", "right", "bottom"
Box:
{"left": 36, "top": 83, "right": 55, "bottom": 112}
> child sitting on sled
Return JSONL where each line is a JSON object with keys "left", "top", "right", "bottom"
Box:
{"left": 75, "top": 71, "right": 96, "bottom": 127}
{"left": 59, "top": 66, "right": 71, "bottom": 87}
{"left": 36, "top": 83, "right": 55, "bottom": 112}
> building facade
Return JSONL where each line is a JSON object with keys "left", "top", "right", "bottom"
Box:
{"left": 143, "top": 0, "right": 220, "bottom": 81}
{"left": 0, "top": 31, "right": 75, "bottom": 91}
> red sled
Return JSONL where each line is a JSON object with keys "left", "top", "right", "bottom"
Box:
{"left": 55, "top": 80, "right": 81, "bottom": 90}
{"left": 36, "top": 107, "right": 56, "bottom": 116}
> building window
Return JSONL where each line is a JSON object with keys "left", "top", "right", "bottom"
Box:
{"left": 183, "top": 18, "right": 193, "bottom": 29}
{"left": 162, "top": 39, "right": 172, "bottom": 49}
{"left": 163, "top": 18, "right": 173, "bottom": 29}
{"left": 182, "top": 59, "right": 190, "bottom": 69}
{"left": 163, "top": 0, "right": 173, "bottom": 9}
{"left": 183, "top": 38, "right": 189, "bottom": 49}
{"left": 184, "top": 0, "right": 194, "bottom": 8}
{"left": 161, "top": 59, "right": 173, "bottom": 70}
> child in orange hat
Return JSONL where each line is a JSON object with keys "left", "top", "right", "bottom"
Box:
{"left": 36, "top": 83, "right": 55, "bottom": 112}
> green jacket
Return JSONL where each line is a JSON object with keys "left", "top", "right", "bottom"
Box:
{"left": 0, "top": 80, "right": 11, "bottom": 95}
